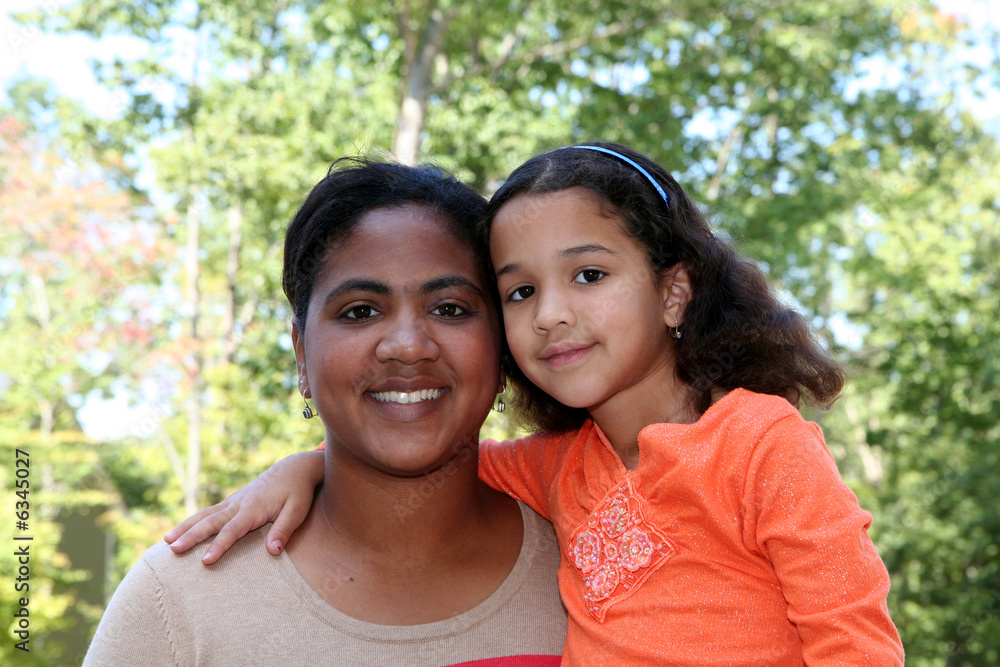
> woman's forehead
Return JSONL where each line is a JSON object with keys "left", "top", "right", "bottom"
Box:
{"left": 318, "top": 205, "right": 486, "bottom": 291}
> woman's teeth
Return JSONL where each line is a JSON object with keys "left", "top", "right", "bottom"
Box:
{"left": 371, "top": 388, "right": 444, "bottom": 404}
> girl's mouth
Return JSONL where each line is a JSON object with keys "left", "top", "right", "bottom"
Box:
{"left": 540, "top": 342, "right": 596, "bottom": 368}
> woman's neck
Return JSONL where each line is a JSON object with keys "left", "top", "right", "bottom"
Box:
{"left": 316, "top": 448, "right": 490, "bottom": 550}
{"left": 286, "top": 445, "right": 523, "bottom": 624}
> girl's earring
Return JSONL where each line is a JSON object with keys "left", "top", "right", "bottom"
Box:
{"left": 493, "top": 390, "right": 506, "bottom": 413}
{"left": 672, "top": 324, "right": 682, "bottom": 339}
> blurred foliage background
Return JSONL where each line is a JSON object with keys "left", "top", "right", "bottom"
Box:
{"left": 0, "top": 0, "right": 998, "bottom": 664}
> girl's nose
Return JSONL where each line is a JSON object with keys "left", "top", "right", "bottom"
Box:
{"left": 375, "top": 314, "right": 441, "bottom": 363}
{"left": 532, "top": 287, "right": 576, "bottom": 333}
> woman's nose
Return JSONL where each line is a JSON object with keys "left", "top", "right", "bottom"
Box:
{"left": 375, "top": 313, "right": 441, "bottom": 363}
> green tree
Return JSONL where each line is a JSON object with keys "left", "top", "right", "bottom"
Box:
{"left": 0, "top": 110, "right": 170, "bottom": 664}
{"left": 8, "top": 1, "right": 999, "bottom": 663}
{"left": 838, "top": 116, "right": 1000, "bottom": 665}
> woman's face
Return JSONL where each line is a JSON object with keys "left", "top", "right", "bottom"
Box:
{"left": 294, "top": 204, "right": 502, "bottom": 477}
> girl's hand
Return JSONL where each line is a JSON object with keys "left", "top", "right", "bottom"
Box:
{"left": 163, "top": 450, "right": 325, "bottom": 565}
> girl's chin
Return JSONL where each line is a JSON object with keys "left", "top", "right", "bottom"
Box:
{"left": 520, "top": 373, "right": 601, "bottom": 410}
{"left": 546, "top": 390, "right": 599, "bottom": 411}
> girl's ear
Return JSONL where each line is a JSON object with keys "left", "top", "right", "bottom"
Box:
{"left": 661, "top": 263, "right": 692, "bottom": 329}
{"left": 291, "top": 320, "right": 311, "bottom": 399}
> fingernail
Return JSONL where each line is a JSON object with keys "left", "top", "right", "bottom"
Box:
{"left": 271, "top": 540, "right": 283, "bottom": 554}
{"left": 202, "top": 552, "right": 213, "bottom": 563}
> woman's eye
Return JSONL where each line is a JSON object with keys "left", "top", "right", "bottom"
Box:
{"left": 343, "top": 305, "right": 378, "bottom": 320}
{"left": 507, "top": 285, "right": 535, "bottom": 302}
{"left": 432, "top": 303, "right": 468, "bottom": 318}
{"left": 573, "top": 269, "right": 606, "bottom": 284}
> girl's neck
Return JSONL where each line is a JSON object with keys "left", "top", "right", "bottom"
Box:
{"left": 588, "top": 370, "right": 700, "bottom": 470}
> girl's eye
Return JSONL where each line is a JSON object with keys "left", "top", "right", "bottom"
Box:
{"left": 342, "top": 304, "right": 378, "bottom": 321}
{"left": 573, "top": 269, "right": 606, "bottom": 284}
{"left": 432, "top": 303, "right": 468, "bottom": 318}
{"left": 507, "top": 285, "right": 535, "bottom": 302}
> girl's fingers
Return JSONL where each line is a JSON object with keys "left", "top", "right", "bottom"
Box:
{"left": 164, "top": 504, "right": 225, "bottom": 544}
{"left": 167, "top": 505, "right": 238, "bottom": 554}
{"left": 199, "top": 511, "right": 260, "bottom": 565}
{"left": 265, "top": 497, "right": 313, "bottom": 555}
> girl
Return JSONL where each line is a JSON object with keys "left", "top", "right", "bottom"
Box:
{"left": 167, "top": 143, "right": 903, "bottom": 665}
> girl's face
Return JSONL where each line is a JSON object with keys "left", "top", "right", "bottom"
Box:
{"left": 491, "top": 187, "right": 681, "bottom": 415}
{"left": 294, "top": 204, "right": 502, "bottom": 476}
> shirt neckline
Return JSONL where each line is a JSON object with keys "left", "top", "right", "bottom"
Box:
{"left": 271, "top": 502, "right": 543, "bottom": 642}
{"left": 590, "top": 388, "right": 750, "bottom": 474}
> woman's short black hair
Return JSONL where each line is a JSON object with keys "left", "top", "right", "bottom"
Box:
{"left": 283, "top": 157, "right": 492, "bottom": 327}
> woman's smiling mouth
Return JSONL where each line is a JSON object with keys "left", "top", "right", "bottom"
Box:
{"left": 370, "top": 388, "right": 446, "bottom": 405}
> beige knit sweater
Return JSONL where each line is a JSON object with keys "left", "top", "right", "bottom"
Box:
{"left": 84, "top": 503, "right": 567, "bottom": 666}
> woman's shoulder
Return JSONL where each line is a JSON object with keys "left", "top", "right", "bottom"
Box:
{"left": 138, "top": 526, "right": 274, "bottom": 586}
{"left": 517, "top": 501, "right": 560, "bottom": 554}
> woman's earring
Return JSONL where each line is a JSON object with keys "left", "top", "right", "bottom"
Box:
{"left": 672, "top": 323, "right": 682, "bottom": 339}
{"left": 493, "top": 390, "right": 506, "bottom": 413}
{"left": 302, "top": 400, "right": 315, "bottom": 420}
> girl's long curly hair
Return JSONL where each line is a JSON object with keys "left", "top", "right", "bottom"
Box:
{"left": 481, "top": 142, "right": 845, "bottom": 433}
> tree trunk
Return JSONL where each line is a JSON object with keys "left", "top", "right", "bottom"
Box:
{"left": 183, "top": 189, "right": 202, "bottom": 516}
{"left": 392, "top": 5, "right": 452, "bottom": 164}
{"left": 223, "top": 202, "right": 243, "bottom": 363}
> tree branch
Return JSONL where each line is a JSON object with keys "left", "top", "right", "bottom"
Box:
{"left": 431, "top": 14, "right": 649, "bottom": 96}
{"left": 254, "top": 0, "right": 289, "bottom": 79}
{"left": 707, "top": 122, "right": 744, "bottom": 201}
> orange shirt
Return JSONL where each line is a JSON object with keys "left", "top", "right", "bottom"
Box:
{"left": 478, "top": 389, "right": 903, "bottom": 666}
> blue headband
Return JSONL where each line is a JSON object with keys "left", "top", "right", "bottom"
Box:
{"left": 557, "top": 145, "right": 670, "bottom": 208}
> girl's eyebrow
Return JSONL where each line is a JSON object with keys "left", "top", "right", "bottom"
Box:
{"left": 495, "top": 262, "right": 521, "bottom": 279}
{"left": 496, "top": 244, "right": 616, "bottom": 279}
{"left": 560, "top": 243, "right": 616, "bottom": 258}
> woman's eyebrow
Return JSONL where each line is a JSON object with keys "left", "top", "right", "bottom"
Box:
{"left": 422, "top": 275, "right": 485, "bottom": 299}
{"left": 322, "top": 279, "right": 390, "bottom": 307}
{"left": 322, "top": 276, "right": 484, "bottom": 306}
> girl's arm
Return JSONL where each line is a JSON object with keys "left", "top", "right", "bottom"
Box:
{"left": 478, "top": 432, "right": 566, "bottom": 520}
{"left": 164, "top": 450, "right": 324, "bottom": 565}
{"left": 748, "top": 418, "right": 904, "bottom": 664}
{"left": 167, "top": 431, "right": 564, "bottom": 565}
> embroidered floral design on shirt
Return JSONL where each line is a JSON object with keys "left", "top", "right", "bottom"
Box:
{"left": 567, "top": 479, "right": 676, "bottom": 622}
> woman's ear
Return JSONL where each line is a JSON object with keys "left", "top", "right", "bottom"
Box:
{"left": 661, "top": 263, "right": 692, "bottom": 329}
{"left": 291, "top": 320, "right": 310, "bottom": 399}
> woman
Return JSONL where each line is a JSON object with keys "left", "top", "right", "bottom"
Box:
{"left": 83, "top": 158, "right": 567, "bottom": 666}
